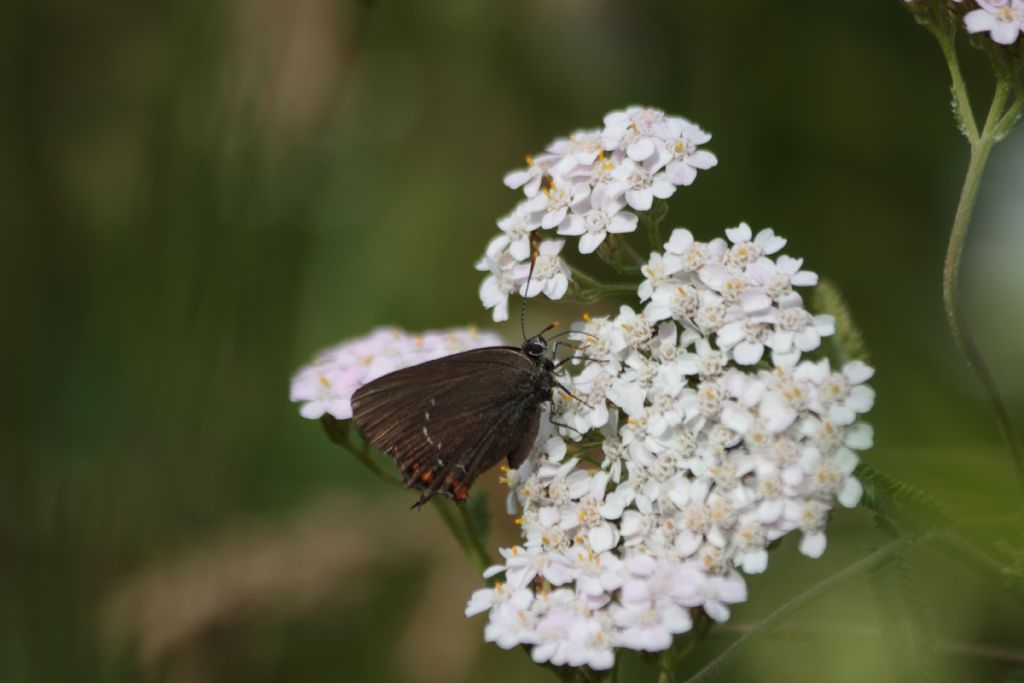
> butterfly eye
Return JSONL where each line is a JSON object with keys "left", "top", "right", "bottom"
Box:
{"left": 526, "top": 339, "right": 547, "bottom": 357}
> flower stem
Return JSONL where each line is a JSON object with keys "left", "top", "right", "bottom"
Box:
{"left": 933, "top": 26, "right": 979, "bottom": 144}
{"left": 682, "top": 538, "right": 913, "bottom": 682}
{"left": 458, "top": 502, "right": 493, "bottom": 570}
{"left": 568, "top": 265, "right": 641, "bottom": 304}
{"left": 941, "top": 73, "right": 1024, "bottom": 493}
{"left": 641, "top": 199, "right": 670, "bottom": 251}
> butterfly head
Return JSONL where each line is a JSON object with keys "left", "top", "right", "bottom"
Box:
{"left": 523, "top": 335, "right": 548, "bottom": 358}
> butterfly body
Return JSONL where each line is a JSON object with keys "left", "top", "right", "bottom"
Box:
{"left": 351, "top": 339, "right": 555, "bottom": 508}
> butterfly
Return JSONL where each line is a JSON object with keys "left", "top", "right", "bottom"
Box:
{"left": 351, "top": 327, "right": 563, "bottom": 508}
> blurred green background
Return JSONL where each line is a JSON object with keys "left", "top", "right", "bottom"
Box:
{"left": 4, "top": 0, "right": 1024, "bottom": 681}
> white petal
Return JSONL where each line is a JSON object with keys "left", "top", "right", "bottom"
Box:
{"left": 589, "top": 524, "right": 618, "bottom": 553}
{"left": 799, "top": 532, "right": 827, "bottom": 558}
{"left": 838, "top": 477, "right": 863, "bottom": 507}
{"left": 579, "top": 231, "right": 607, "bottom": 254}
{"left": 733, "top": 341, "right": 765, "bottom": 365}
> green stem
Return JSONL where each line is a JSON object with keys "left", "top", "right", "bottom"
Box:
{"left": 567, "top": 265, "right": 641, "bottom": 304}
{"left": 320, "top": 416, "right": 402, "bottom": 486}
{"left": 933, "top": 26, "right": 979, "bottom": 144}
{"left": 682, "top": 538, "right": 912, "bottom": 683}
{"left": 938, "top": 530, "right": 1024, "bottom": 603}
{"left": 994, "top": 91, "right": 1023, "bottom": 138}
{"left": 941, "top": 74, "right": 1024, "bottom": 493}
{"left": 641, "top": 199, "right": 670, "bottom": 250}
{"left": 458, "top": 503, "right": 493, "bottom": 571}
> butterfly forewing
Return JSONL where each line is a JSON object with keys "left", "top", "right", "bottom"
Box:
{"left": 351, "top": 347, "right": 551, "bottom": 506}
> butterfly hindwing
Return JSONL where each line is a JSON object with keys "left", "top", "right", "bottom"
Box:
{"left": 351, "top": 347, "right": 551, "bottom": 506}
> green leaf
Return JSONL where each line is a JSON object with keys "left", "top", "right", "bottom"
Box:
{"left": 812, "top": 279, "right": 870, "bottom": 365}
{"left": 867, "top": 551, "right": 938, "bottom": 682}
{"left": 466, "top": 490, "right": 492, "bottom": 547}
{"left": 856, "top": 463, "right": 950, "bottom": 538}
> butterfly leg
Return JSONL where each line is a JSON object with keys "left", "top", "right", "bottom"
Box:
{"left": 547, "top": 417, "right": 588, "bottom": 438}
{"left": 554, "top": 381, "right": 593, "bottom": 409}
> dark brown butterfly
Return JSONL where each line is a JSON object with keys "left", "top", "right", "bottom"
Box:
{"left": 351, "top": 330, "right": 559, "bottom": 508}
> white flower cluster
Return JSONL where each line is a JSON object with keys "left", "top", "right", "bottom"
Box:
{"left": 467, "top": 226, "right": 875, "bottom": 670}
{"left": 477, "top": 106, "right": 718, "bottom": 322}
{"left": 290, "top": 326, "right": 504, "bottom": 420}
{"left": 964, "top": 0, "right": 1024, "bottom": 44}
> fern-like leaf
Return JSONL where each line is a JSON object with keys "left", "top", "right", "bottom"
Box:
{"left": 857, "top": 463, "right": 950, "bottom": 538}
{"left": 813, "top": 279, "right": 870, "bottom": 365}
{"left": 868, "top": 551, "right": 938, "bottom": 682}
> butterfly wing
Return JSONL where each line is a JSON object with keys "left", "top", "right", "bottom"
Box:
{"left": 351, "top": 347, "right": 549, "bottom": 506}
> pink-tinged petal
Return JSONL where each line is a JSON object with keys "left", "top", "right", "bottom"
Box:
{"left": 828, "top": 405, "right": 857, "bottom": 426}
{"left": 544, "top": 560, "right": 576, "bottom": 586}
{"left": 699, "top": 263, "right": 729, "bottom": 290}
{"left": 813, "top": 314, "right": 835, "bottom": 336}
{"left": 328, "top": 401, "right": 353, "bottom": 420}
{"left": 772, "top": 330, "right": 795, "bottom": 353}
{"left": 578, "top": 232, "right": 606, "bottom": 254}
{"left": 589, "top": 524, "right": 618, "bottom": 553}
{"left": 754, "top": 229, "right": 787, "bottom": 254}
{"left": 638, "top": 280, "right": 654, "bottom": 301}
{"left": 794, "top": 327, "right": 821, "bottom": 352}
{"left": 667, "top": 162, "right": 697, "bottom": 186}
{"left": 665, "top": 228, "right": 695, "bottom": 253}
{"left": 503, "top": 168, "right": 531, "bottom": 189}
{"left": 715, "top": 321, "right": 745, "bottom": 348}
{"left": 482, "top": 563, "right": 506, "bottom": 579}
{"left": 799, "top": 532, "right": 827, "bottom": 558}
{"left": 992, "top": 18, "right": 1022, "bottom": 44}
{"left": 740, "top": 550, "right": 768, "bottom": 574}
{"left": 721, "top": 403, "right": 754, "bottom": 433}
{"left": 608, "top": 212, "right": 638, "bottom": 233}
{"left": 522, "top": 192, "right": 549, "bottom": 213}
{"left": 838, "top": 477, "right": 863, "bottom": 508}
{"left": 547, "top": 275, "right": 570, "bottom": 300}
{"left": 845, "top": 423, "right": 874, "bottom": 450}
{"left": 492, "top": 298, "right": 509, "bottom": 322}
{"left": 509, "top": 239, "right": 532, "bottom": 261}
{"left": 299, "top": 401, "right": 326, "bottom": 419}
{"left": 538, "top": 239, "right": 564, "bottom": 256}
{"left": 757, "top": 499, "right": 784, "bottom": 523}
{"left": 626, "top": 188, "right": 654, "bottom": 211}
{"left": 542, "top": 207, "right": 568, "bottom": 229}
{"left": 703, "top": 601, "right": 730, "bottom": 623}
{"left": 662, "top": 604, "right": 694, "bottom": 633}
{"left": 725, "top": 223, "right": 752, "bottom": 244}
{"left": 847, "top": 385, "right": 876, "bottom": 412}
{"left": 652, "top": 178, "right": 677, "bottom": 199}
{"left": 782, "top": 465, "right": 804, "bottom": 488}
{"left": 627, "top": 137, "right": 656, "bottom": 161}
{"left": 843, "top": 360, "right": 875, "bottom": 384}
{"left": 643, "top": 301, "right": 671, "bottom": 322}
{"left": 733, "top": 341, "right": 765, "bottom": 365}
{"left": 741, "top": 290, "right": 773, "bottom": 313}
{"left": 558, "top": 214, "right": 585, "bottom": 236}
{"left": 688, "top": 150, "right": 718, "bottom": 169}
{"left": 711, "top": 574, "right": 748, "bottom": 603}
{"left": 791, "top": 270, "right": 818, "bottom": 287}
{"left": 771, "top": 347, "right": 801, "bottom": 368}
{"left": 626, "top": 553, "right": 657, "bottom": 576}
{"left": 675, "top": 530, "right": 702, "bottom": 556}
{"left": 964, "top": 9, "right": 997, "bottom": 33}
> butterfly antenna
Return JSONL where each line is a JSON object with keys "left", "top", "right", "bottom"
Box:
{"left": 521, "top": 247, "right": 538, "bottom": 342}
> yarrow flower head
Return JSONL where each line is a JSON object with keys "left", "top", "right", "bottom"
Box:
{"left": 290, "top": 327, "right": 504, "bottom": 420}
{"left": 478, "top": 106, "right": 718, "bottom": 321}
{"left": 964, "top": 0, "right": 1024, "bottom": 45}
{"left": 466, "top": 107, "right": 875, "bottom": 666}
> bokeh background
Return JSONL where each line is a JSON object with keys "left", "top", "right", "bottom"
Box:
{"left": 4, "top": 1, "right": 1024, "bottom": 681}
